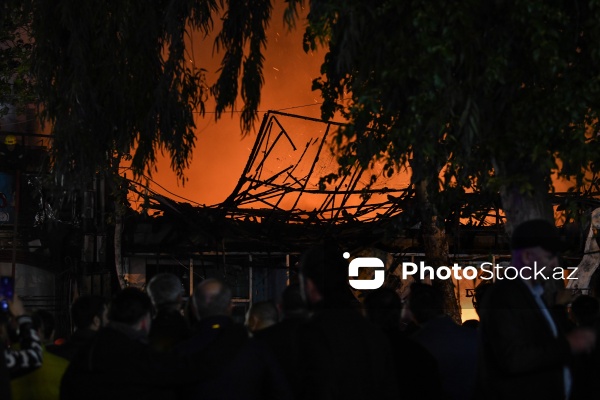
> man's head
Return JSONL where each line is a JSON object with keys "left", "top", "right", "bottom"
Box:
{"left": 406, "top": 283, "right": 444, "bottom": 325}
{"left": 571, "top": 295, "right": 600, "bottom": 327}
{"left": 109, "top": 288, "right": 153, "bottom": 334}
{"left": 245, "top": 301, "right": 278, "bottom": 333}
{"left": 299, "top": 241, "right": 352, "bottom": 305}
{"left": 32, "top": 309, "right": 55, "bottom": 345}
{"left": 280, "top": 283, "right": 308, "bottom": 319}
{"left": 147, "top": 273, "right": 184, "bottom": 311}
{"left": 364, "top": 287, "right": 403, "bottom": 330}
{"left": 511, "top": 219, "right": 562, "bottom": 282}
{"left": 473, "top": 281, "right": 493, "bottom": 317}
{"left": 193, "top": 279, "right": 232, "bottom": 319}
{"left": 71, "top": 295, "right": 108, "bottom": 331}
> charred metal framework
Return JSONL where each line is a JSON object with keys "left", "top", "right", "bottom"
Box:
{"left": 127, "top": 111, "right": 418, "bottom": 255}
{"left": 224, "top": 111, "right": 409, "bottom": 224}
{"left": 124, "top": 111, "right": 600, "bottom": 257}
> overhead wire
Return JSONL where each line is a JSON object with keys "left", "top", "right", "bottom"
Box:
{"left": 193, "top": 101, "right": 323, "bottom": 114}
{"left": 124, "top": 171, "right": 207, "bottom": 208}
{"left": 1, "top": 102, "right": 325, "bottom": 127}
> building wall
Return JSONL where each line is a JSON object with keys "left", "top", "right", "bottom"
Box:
{"left": 0, "top": 262, "right": 55, "bottom": 312}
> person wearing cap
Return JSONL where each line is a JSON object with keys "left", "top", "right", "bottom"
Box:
{"left": 476, "top": 219, "right": 596, "bottom": 400}
{"left": 0, "top": 135, "right": 24, "bottom": 170}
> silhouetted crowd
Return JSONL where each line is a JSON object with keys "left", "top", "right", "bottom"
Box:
{"left": 2, "top": 220, "right": 599, "bottom": 400}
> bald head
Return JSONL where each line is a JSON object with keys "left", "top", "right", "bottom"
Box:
{"left": 193, "top": 279, "right": 232, "bottom": 319}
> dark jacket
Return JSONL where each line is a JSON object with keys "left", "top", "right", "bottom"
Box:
{"left": 413, "top": 315, "right": 477, "bottom": 400}
{"left": 60, "top": 323, "right": 200, "bottom": 400}
{"left": 177, "top": 315, "right": 292, "bottom": 400}
{"left": 296, "top": 301, "right": 399, "bottom": 400}
{"left": 253, "top": 315, "right": 306, "bottom": 395}
{"left": 570, "top": 318, "right": 600, "bottom": 400}
{"left": 148, "top": 307, "right": 190, "bottom": 353}
{"left": 477, "top": 279, "right": 571, "bottom": 400}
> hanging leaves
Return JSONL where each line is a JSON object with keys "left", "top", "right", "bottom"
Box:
{"left": 28, "top": 0, "right": 273, "bottom": 188}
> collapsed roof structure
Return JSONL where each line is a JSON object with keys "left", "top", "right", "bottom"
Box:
{"left": 124, "top": 110, "right": 600, "bottom": 259}
{"left": 123, "top": 111, "right": 518, "bottom": 258}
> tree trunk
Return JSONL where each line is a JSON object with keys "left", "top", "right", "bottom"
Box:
{"left": 109, "top": 164, "right": 127, "bottom": 290}
{"left": 494, "top": 159, "right": 559, "bottom": 304}
{"left": 114, "top": 209, "right": 126, "bottom": 289}
{"left": 416, "top": 180, "right": 462, "bottom": 324}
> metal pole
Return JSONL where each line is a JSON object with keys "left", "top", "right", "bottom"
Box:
{"left": 11, "top": 170, "right": 20, "bottom": 279}
{"left": 189, "top": 257, "right": 194, "bottom": 296}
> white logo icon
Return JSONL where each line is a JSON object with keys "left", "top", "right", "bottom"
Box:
{"left": 346, "top": 252, "right": 385, "bottom": 290}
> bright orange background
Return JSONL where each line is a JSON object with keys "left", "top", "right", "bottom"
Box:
{"left": 151, "top": 5, "right": 324, "bottom": 206}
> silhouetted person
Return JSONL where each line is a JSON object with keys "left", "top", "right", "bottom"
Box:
{"left": 462, "top": 319, "right": 479, "bottom": 329}
{"left": 473, "top": 281, "right": 492, "bottom": 317}
{"left": 569, "top": 295, "right": 600, "bottom": 400}
{"left": 571, "top": 295, "right": 600, "bottom": 328}
{"left": 48, "top": 295, "right": 108, "bottom": 361}
{"left": 251, "top": 284, "right": 309, "bottom": 394}
{"left": 11, "top": 310, "right": 68, "bottom": 400}
{"left": 478, "top": 220, "right": 595, "bottom": 400}
{"left": 177, "top": 278, "right": 292, "bottom": 400}
{"left": 463, "top": 281, "right": 494, "bottom": 329}
{"left": 61, "top": 288, "right": 199, "bottom": 400}
{"left": 1, "top": 294, "right": 43, "bottom": 400}
{"left": 279, "top": 282, "right": 309, "bottom": 320}
{"left": 296, "top": 242, "right": 399, "bottom": 400}
{"left": 0, "top": 135, "right": 24, "bottom": 170}
{"left": 147, "top": 273, "right": 190, "bottom": 352}
{"left": 408, "top": 282, "right": 477, "bottom": 400}
{"left": 364, "top": 287, "right": 443, "bottom": 400}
